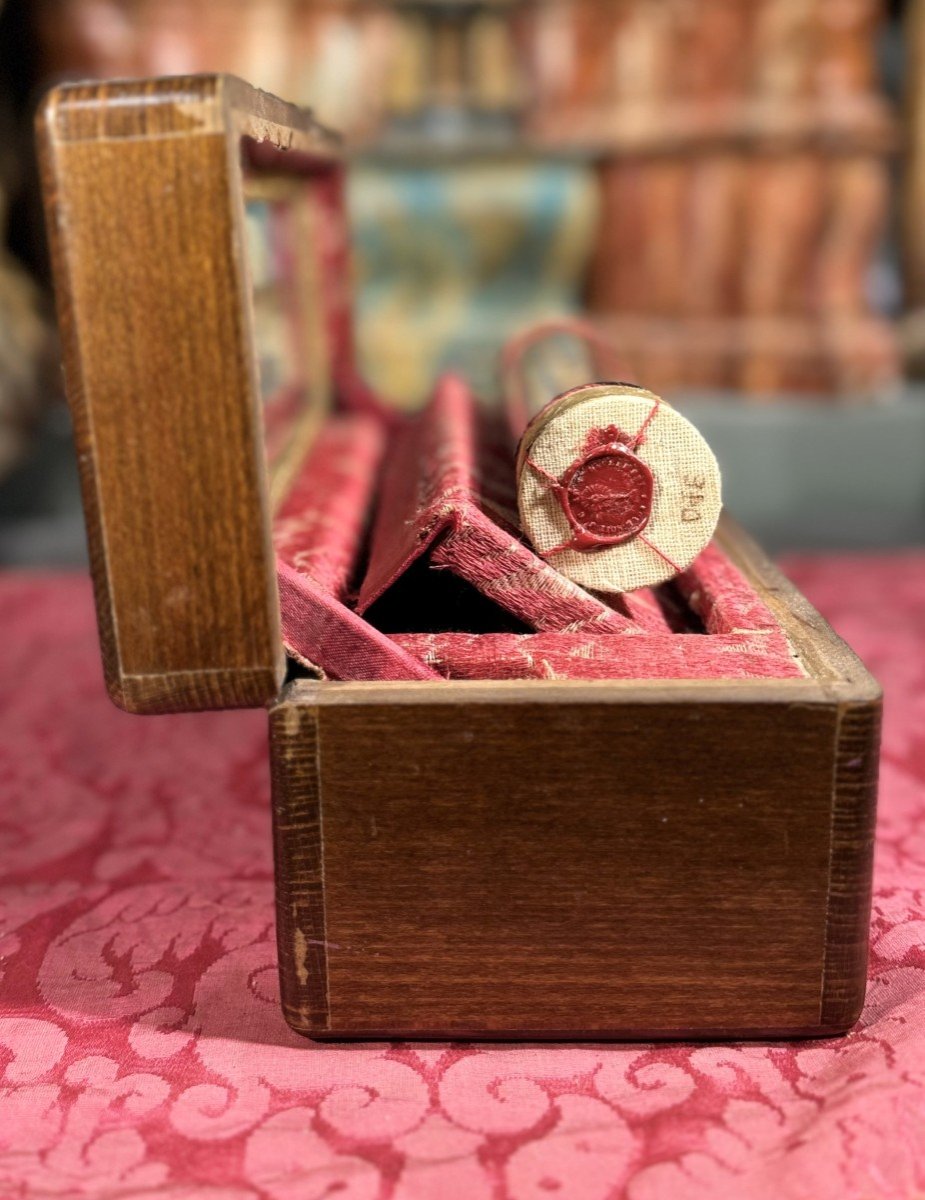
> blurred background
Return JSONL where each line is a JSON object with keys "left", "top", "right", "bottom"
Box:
{"left": 0, "top": 0, "right": 923, "bottom": 558}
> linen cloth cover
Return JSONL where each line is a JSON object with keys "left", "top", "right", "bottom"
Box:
{"left": 0, "top": 558, "right": 922, "bottom": 1199}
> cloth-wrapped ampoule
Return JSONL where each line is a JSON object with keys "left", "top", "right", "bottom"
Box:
{"left": 503, "top": 319, "right": 722, "bottom": 594}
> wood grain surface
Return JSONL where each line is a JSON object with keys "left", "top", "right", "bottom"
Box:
{"left": 38, "top": 76, "right": 339, "bottom": 713}
{"left": 271, "top": 519, "right": 881, "bottom": 1040}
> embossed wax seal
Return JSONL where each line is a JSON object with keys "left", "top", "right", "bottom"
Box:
{"left": 541, "top": 433, "right": 654, "bottom": 550}
{"left": 515, "top": 384, "right": 722, "bottom": 594}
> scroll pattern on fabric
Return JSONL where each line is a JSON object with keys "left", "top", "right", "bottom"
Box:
{"left": 0, "top": 564, "right": 920, "bottom": 1197}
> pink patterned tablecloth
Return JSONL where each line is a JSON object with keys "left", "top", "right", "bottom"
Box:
{"left": 1, "top": 558, "right": 923, "bottom": 1200}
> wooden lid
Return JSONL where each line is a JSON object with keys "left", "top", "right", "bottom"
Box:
{"left": 38, "top": 75, "right": 342, "bottom": 713}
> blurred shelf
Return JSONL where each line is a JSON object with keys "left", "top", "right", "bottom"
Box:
{"left": 1, "top": 390, "right": 923, "bottom": 567}
{"left": 679, "top": 389, "right": 925, "bottom": 551}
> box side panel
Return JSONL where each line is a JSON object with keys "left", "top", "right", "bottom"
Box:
{"left": 820, "top": 697, "right": 882, "bottom": 1031}
{"left": 39, "top": 89, "right": 283, "bottom": 713}
{"left": 275, "top": 693, "right": 842, "bottom": 1039}
{"left": 270, "top": 701, "right": 330, "bottom": 1032}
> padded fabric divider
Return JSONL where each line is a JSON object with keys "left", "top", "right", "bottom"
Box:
{"left": 357, "top": 374, "right": 636, "bottom": 634}
{"left": 390, "top": 628, "right": 802, "bottom": 681}
{"left": 274, "top": 413, "right": 439, "bottom": 679}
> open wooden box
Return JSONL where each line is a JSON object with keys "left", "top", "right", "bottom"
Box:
{"left": 39, "top": 75, "right": 881, "bottom": 1041}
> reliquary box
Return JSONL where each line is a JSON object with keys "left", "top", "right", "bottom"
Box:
{"left": 38, "top": 75, "right": 881, "bottom": 1041}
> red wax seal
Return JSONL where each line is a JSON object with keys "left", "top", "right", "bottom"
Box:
{"left": 557, "top": 442, "right": 653, "bottom": 550}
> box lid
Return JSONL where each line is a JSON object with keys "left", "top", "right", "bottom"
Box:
{"left": 38, "top": 75, "right": 343, "bottom": 714}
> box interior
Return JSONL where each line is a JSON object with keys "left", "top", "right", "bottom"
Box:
{"left": 246, "top": 161, "right": 805, "bottom": 685}
{"left": 272, "top": 403, "right": 805, "bottom": 682}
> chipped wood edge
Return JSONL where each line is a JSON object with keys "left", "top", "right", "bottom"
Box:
{"left": 39, "top": 73, "right": 340, "bottom": 156}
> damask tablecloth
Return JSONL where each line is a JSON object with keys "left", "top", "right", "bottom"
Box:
{"left": 1, "top": 558, "right": 923, "bottom": 1200}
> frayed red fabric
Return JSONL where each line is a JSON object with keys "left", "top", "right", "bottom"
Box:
{"left": 390, "top": 629, "right": 802, "bottom": 680}
{"left": 271, "top": 384, "right": 804, "bottom": 682}
{"left": 619, "top": 589, "right": 674, "bottom": 631}
{"left": 274, "top": 413, "right": 385, "bottom": 602}
{"left": 278, "top": 561, "right": 438, "bottom": 681}
{"left": 675, "top": 541, "right": 781, "bottom": 633}
{"left": 273, "top": 414, "right": 438, "bottom": 680}
{"left": 389, "top": 538, "right": 802, "bottom": 680}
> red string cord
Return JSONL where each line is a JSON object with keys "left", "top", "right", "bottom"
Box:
{"left": 524, "top": 456, "right": 563, "bottom": 491}
{"left": 630, "top": 398, "right": 661, "bottom": 450}
{"left": 638, "top": 534, "right": 684, "bottom": 575}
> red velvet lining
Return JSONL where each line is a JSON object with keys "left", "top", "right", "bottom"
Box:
{"left": 245, "top": 151, "right": 358, "bottom": 405}
{"left": 272, "top": 378, "right": 805, "bottom": 682}
{"left": 273, "top": 414, "right": 440, "bottom": 680}
{"left": 278, "top": 561, "right": 438, "bottom": 681}
{"left": 274, "top": 413, "right": 384, "bottom": 601}
{"left": 675, "top": 542, "right": 781, "bottom": 634}
{"left": 385, "top": 545, "right": 802, "bottom": 680}
{"left": 389, "top": 630, "right": 801, "bottom": 681}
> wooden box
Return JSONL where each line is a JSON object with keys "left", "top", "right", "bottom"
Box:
{"left": 39, "top": 76, "right": 881, "bottom": 1041}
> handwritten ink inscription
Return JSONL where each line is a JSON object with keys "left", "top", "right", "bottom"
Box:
{"left": 681, "top": 473, "right": 706, "bottom": 523}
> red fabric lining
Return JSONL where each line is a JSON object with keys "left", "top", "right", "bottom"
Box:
{"left": 388, "top": 539, "right": 803, "bottom": 680}
{"left": 310, "top": 167, "right": 399, "bottom": 423}
{"left": 274, "top": 413, "right": 385, "bottom": 601}
{"left": 244, "top": 153, "right": 373, "bottom": 421}
{"left": 675, "top": 542, "right": 781, "bottom": 634}
{"left": 619, "top": 589, "right": 674, "bottom": 632}
{"left": 273, "top": 414, "right": 439, "bottom": 679}
{"left": 262, "top": 383, "right": 306, "bottom": 469}
{"left": 278, "top": 561, "right": 438, "bottom": 681}
{"left": 390, "top": 629, "right": 802, "bottom": 680}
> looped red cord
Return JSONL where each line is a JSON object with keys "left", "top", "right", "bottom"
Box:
{"left": 523, "top": 457, "right": 583, "bottom": 557}
{"left": 504, "top": 316, "right": 637, "bottom": 441}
